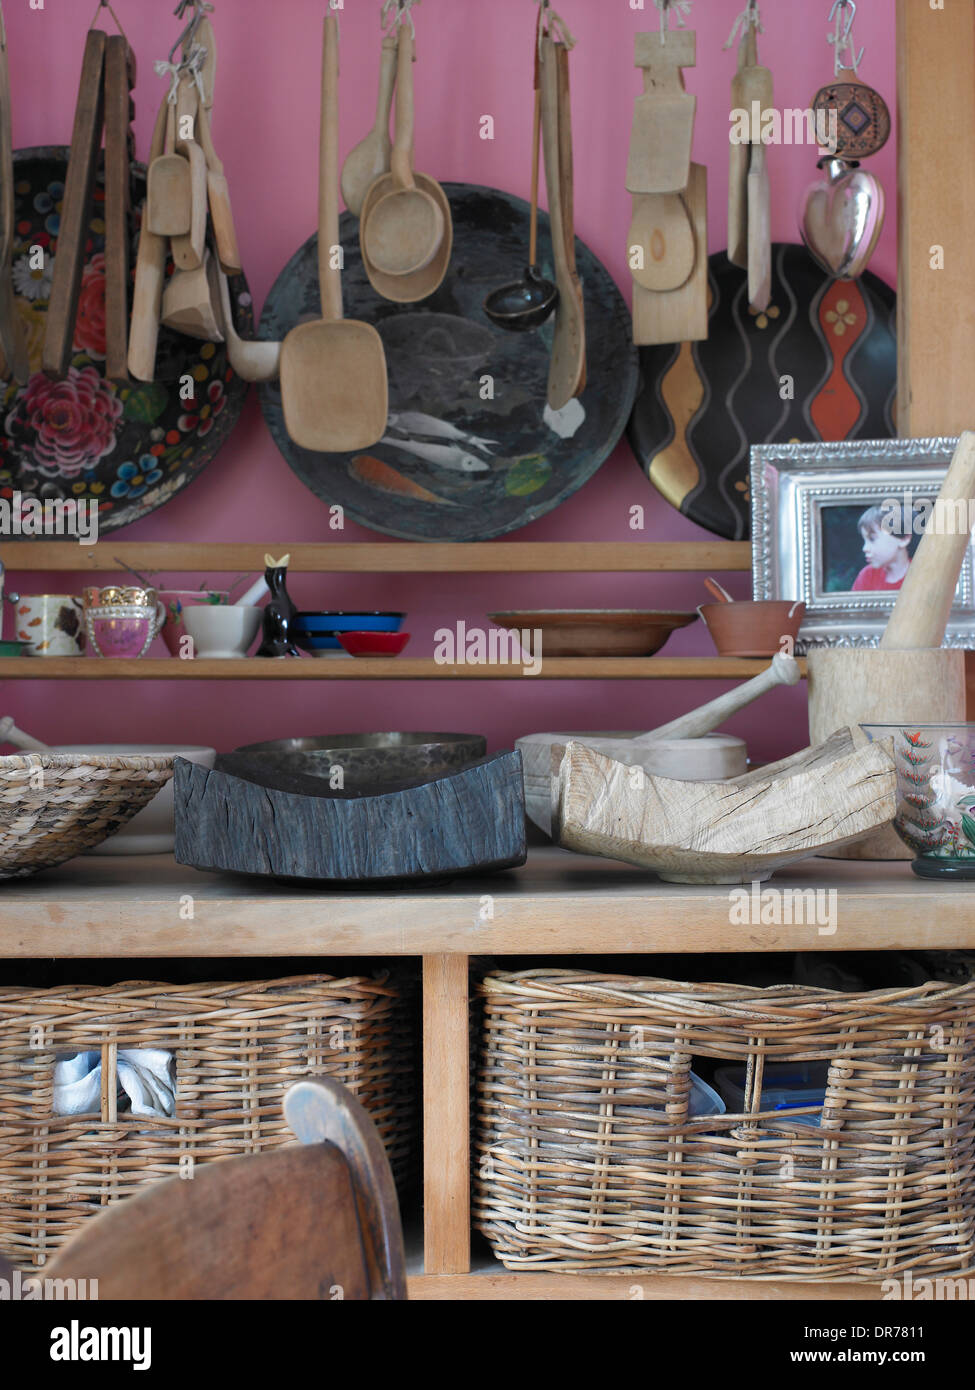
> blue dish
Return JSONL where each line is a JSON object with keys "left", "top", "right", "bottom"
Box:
{"left": 294, "top": 612, "right": 405, "bottom": 654}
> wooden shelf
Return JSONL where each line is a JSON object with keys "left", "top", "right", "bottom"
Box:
{"left": 0, "top": 656, "right": 800, "bottom": 681}
{"left": 0, "top": 540, "right": 753, "bottom": 574}
{"left": 0, "top": 846, "right": 969, "bottom": 957}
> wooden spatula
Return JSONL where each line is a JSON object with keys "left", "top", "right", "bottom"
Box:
{"left": 103, "top": 35, "right": 134, "bottom": 386}
{"left": 727, "top": 26, "right": 755, "bottom": 269}
{"left": 741, "top": 42, "right": 772, "bottom": 312}
{"left": 628, "top": 59, "right": 695, "bottom": 297}
{"left": 43, "top": 28, "right": 106, "bottom": 379}
{"left": 631, "top": 162, "right": 708, "bottom": 346}
{"left": 127, "top": 88, "right": 170, "bottom": 382}
{"left": 540, "top": 35, "right": 584, "bottom": 411}
{"left": 0, "top": 2, "right": 29, "bottom": 384}
{"left": 625, "top": 31, "right": 696, "bottom": 195}
{"left": 555, "top": 40, "right": 585, "bottom": 398}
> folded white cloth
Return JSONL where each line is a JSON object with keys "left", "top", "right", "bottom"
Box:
{"left": 53, "top": 1049, "right": 175, "bottom": 1118}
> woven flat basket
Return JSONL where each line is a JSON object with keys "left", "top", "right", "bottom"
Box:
{"left": 0, "top": 753, "right": 175, "bottom": 878}
{"left": 0, "top": 972, "right": 417, "bottom": 1267}
{"left": 475, "top": 969, "right": 975, "bottom": 1279}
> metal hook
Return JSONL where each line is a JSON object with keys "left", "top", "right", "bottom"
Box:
{"left": 168, "top": 0, "right": 208, "bottom": 66}
{"left": 828, "top": 0, "right": 864, "bottom": 75}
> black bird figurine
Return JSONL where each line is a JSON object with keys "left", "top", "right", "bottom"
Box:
{"left": 256, "top": 553, "right": 300, "bottom": 657}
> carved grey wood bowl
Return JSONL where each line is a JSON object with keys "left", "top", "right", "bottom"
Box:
{"left": 174, "top": 749, "right": 526, "bottom": 885}
{"left": 216, "top": 732, "right": 487, "bottom": 792}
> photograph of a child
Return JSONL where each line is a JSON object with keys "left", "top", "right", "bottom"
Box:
{"left": 821, "top": 502, "right": 924, "bottom": 594}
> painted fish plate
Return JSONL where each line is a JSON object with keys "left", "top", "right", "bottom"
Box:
{"left": 258, "top": 183, "right": 637, "bottom": 542}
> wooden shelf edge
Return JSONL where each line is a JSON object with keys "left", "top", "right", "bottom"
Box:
{"left": 0, "top": 541, "right": 754, "bottom": 574}
{"left": 0, "top": 656, "right": 803, "bottom": 681}
{"left": 406, "top": 1270, "right": 885, "bottom": 1301}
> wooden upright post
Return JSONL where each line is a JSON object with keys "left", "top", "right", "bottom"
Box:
{"left": 897, "top": 0, "right": 975, "bottom": 436}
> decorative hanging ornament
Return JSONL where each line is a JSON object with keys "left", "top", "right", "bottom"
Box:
{"left": 799, "top": 0, "right": 889, "bottom": 281}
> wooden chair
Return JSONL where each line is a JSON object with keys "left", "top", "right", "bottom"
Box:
{"left": 0, "top": 1076, "right": 407, "bottom": 1300}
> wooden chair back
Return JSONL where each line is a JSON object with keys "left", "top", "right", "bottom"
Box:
{"left": 0, "top": 1076, "right": 406, "bottom": 1300}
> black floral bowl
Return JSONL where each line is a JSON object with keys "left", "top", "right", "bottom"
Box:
{"left": 0, "top": 148, "right": 250, "bottom": 536}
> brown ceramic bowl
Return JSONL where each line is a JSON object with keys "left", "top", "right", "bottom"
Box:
{"left": 489, "top": 610, "right": 698, "bottom": 658}
{"left": 700, "top": 600, "right": 805, "bottom": 658}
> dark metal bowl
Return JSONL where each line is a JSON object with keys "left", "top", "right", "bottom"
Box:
{"left": 216, "top": 732, "right": 487, "bottom": 791}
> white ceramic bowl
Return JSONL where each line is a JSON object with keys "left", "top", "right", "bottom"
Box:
{"left": 53, "top": 744, "right": 216, "bottom": 854}
{"left": 182, "top": 605, "right": 262, "bottom": 659}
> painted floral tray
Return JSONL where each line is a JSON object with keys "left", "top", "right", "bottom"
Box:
{"left": 258, "top": 183, "right": 637, "bottom": 542}
{"left": 0, "top": 148, "right": 250, "bottom": 535}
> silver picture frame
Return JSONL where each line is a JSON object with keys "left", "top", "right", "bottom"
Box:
{"left": 750, "top": 437, "right": 975, "bottom": 650}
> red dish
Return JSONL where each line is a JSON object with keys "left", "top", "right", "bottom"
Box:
{"left": 338, "top": 631, "right": 411, "bottom": 658}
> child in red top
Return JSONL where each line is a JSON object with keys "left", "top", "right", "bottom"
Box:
{"left": 852, "top": 505, "right": 912, "bottom": 592}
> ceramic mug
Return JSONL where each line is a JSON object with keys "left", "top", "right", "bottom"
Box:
{"left": 15, "top": 594, "right": 86, "bottom": 656}
{"left": 83, "top": 586, "right": 165, "bottom": 659}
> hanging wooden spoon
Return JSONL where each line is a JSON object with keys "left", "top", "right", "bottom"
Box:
{"left": 146, "top": 88, "right": 191, "bottom": 237}
{"left": 128, "top": 87, "right": 170, "bottom": 382}
{"left": 171, "top": 75, "right": 208, "bottom": 271}
{"left": 361, "top": 31, "right": 444, "bottom": 277}
{"left": 341, "top": 32, "right": 397, "bottom": 217}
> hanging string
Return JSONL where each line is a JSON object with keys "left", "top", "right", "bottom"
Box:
{"left": 183, "top": 40, "right": 209, "bottom": 106}
{"left": 654, "top": 0, "right": 692, "bottom": 44}
{"left": 88, "top": 0, "right": 128, "bottom": 39}
{"left": 723, "top": 1, "right": 763, "bottom": 51}
{"left": 153, "top": 57, "right": 182, "bottom": 104}
{"left": 538, "top": 0, "right": 576, "bottom": 54}
{"left": 382, "top": 0, "right": 420, "bottom": 39}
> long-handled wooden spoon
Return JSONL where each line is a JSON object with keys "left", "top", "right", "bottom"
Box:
{"left": 539, "top": 34, "right": 584, "bottom": 411}
{"left": 280, "top": 13, "right": 387, "bottom": 452}
{"left": 361, "top": 30, "right": 443, "bottom": 277}
{"left": 341, "top": 31, "right": 397, "bottom": 217}
{"left": 43, "top": 27, "right": 106, "bottom": 378}
{"left": 196, "top": 99, "right": 241, "bottom": 276}
{"left": 128, "top": 89, "right": 171, "bottom": 382}
{"left": 172, "top": 75, "right": 207, "bottom": 271}
{"left": 0, "top": 2, "right": 28, "bottom": 384}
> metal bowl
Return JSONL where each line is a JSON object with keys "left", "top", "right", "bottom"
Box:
{"left": 216, "top": 732, "right": 487, "bottom": 792}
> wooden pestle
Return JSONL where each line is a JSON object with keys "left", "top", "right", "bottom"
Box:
{"left": 881, "top": 430, "right": 975, "bottom": 650}
{"left": 637, "top": 651, "right": 800, "bottom": 743}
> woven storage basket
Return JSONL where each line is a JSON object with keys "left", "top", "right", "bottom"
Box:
{"left": 0, "top": 973, "right": 416, "bottom": 1267}
{"left": 475, "top": 969, "right": 975, "bottom": 1279}
{"left": 0, "top": 753, "right": 174, "bottom": 878}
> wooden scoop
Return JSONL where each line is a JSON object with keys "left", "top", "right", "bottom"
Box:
{"left": 0, "top": 2, "right": 29, "bottom": 384}
{"left": 361, "top": 31, "right": 444, "bottom": 277}
{"left": 881, "top": 431, "right": 975, "bottom": 651}
{"left": 280, "top": 14, "right": 388, "bottom": 453}
{"left": 742, "top": 40, "right": 773, "bottom": 312}
{"left": 162, "top": 248, "right": 223, "bottom": 341}
{"left": 341, "top": 31, "right": 397, "bottom": 217}
{"left": 172, "top": 76, "right": 208, "bottom": 271}
{"left": 43, "top": 27, "right": 106, "bottom": 378}
{"left": 146, "top": 92, "right": 190, "bottom": 237}
{"left": 128, "top": 89, "right": 171, "bottom": 382}
{"left": 727, "top": 26, "right": 755, "bottom": 269}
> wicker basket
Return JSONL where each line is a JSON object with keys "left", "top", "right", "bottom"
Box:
{"left": 474, "top": 969, "right": 975, "bottom": 1279}
{"left": 0, "top": 753, "right": 174, "bottom": 878}
{"left": 0, "top": 972, "right": 416, "bottom": 1267}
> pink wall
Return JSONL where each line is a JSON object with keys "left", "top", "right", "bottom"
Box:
{"left": 1, "top": 0, "right": 897, "bottom": 761}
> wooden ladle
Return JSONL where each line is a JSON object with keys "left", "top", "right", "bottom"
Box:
{"left": 280, "top": 14, "right": 388, "bottom": 453}
{"left": 341, "top": 31, "right": 397, "bottom": 217}
{"left": 361, "top": 30, "right": 443, "bottom": 277}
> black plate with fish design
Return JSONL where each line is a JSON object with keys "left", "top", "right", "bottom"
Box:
{"left": 258, "top": 184, "right": 637, "bottom": 542}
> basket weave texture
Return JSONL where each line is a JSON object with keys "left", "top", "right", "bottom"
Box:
{"left": 474, "top": 969, "right": 975, "bottom": 1279}
{"left": 0, "top": 753, "right": 174, "bottom": 878}
{"left": 0, "top": 973, "right": 416, "bottom": 1267}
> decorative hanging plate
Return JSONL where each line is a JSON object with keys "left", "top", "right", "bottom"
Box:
{"left": 258, "top": 184, "right": 637, "bottom": 542}
{"left": 627, "top": 243, "right": 897, "bottom": 541}
{"left": 0, "top": 148, "right": 250, "bottom": 536}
